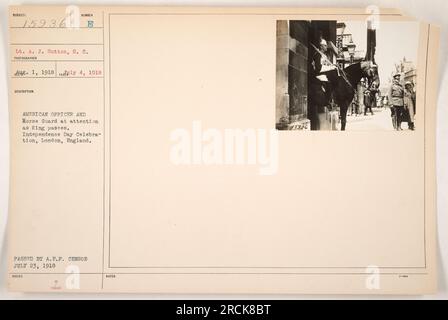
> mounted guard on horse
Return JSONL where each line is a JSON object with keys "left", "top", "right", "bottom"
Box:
{"left": 308, "top": 26, "right": 380, "bottom": 130}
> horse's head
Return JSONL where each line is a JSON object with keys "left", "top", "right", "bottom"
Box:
{"left": 361, "top": 60, "right": 380, "bottom": 88}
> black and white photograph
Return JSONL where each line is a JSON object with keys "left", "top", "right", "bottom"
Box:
{"left": 276, "top": 20, "right": 419, "bottom": 131}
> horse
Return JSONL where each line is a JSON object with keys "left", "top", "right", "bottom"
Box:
{"left": 320, "top": 61, "right": 379, "bottom": 130}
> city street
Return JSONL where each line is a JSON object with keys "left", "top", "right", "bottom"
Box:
{"left": 340, "top": 107, "right": 413, "bottom": 131}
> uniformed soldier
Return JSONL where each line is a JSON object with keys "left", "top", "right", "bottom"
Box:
{"left": 363, "top": 89, "right": 374, "bottom": 115}
{"left": 388, "top": 73, "right": 404, "bottom": 130}
{"left": 308, "top": 38, "right": 337, "bottom": 130}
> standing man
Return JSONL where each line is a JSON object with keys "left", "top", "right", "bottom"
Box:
{"left": 363, "top": 88, "right": 374, "bottom": 115}
{"left": 404, "top": 81, "right": 416, "bottom": 130}
{"left": 388, "top": 73, "right": 404, "bottom": 130}
{"left": 351, "top": 94, "right": 359, "bottom": 116}
{"left": 369, "top": 81, "right": 379, "bottom": 110}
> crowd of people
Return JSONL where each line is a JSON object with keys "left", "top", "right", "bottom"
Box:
{"left": 349, "top": 73, "right": 416, "bottom": 131}
{"left": 349, "top": 79, "right": 379, "bottom": 117}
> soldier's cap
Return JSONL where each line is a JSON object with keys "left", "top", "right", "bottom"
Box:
{"left": 393, "top": 73, "right": 401, "bottom": 78}
{"left": 405, "top": 81, "right": 413, "bottom": 86}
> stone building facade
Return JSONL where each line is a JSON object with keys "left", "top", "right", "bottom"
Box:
{"left": 276, "top": 20, "right": 310, "bottom": 130}
{"left": 276, "top": 20, "right": 339, "bottom": 130}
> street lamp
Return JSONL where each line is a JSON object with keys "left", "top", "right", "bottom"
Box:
{"left": 347, "top": 40, "right": 356, "bottom": 63}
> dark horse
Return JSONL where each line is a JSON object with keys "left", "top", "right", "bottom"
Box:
{"left": 320, "top": 61, "right": 379, "bottom": 130}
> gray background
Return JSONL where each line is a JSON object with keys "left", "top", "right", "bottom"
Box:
{"left": 0, "top": 0, "right": 446, "bottom": 299}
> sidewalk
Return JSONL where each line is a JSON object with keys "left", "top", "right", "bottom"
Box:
{"left": 341, "top": 107, "right": 413, "bottom": 131}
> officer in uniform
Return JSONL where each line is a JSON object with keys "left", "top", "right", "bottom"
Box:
{"left": 388, "top": 73, "right": 404, "bottom": 130}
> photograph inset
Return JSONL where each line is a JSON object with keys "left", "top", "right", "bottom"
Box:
{"left": 275, "top": 20, "right": 418, "bottom": 131}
